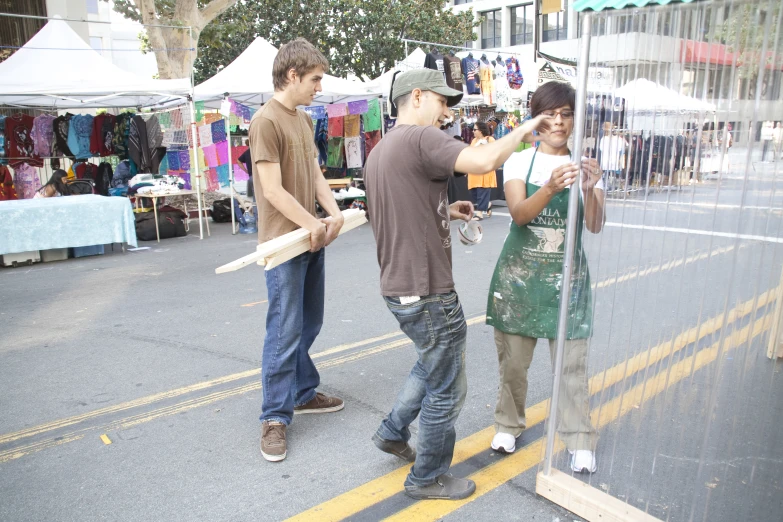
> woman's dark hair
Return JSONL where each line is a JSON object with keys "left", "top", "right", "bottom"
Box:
{"left": 474, "top": 122, "right": 490, "bottom": 137}
{"left": 40, "top": 169, "right": 70, "bottom": 196}
{"left": 529, "top": 81, "right": 576, "bottom": 117}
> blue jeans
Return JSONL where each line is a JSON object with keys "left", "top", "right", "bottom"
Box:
{"left": 376, "top": 292, "right": 468, "bottom": 487}
{"left": 260, "top": 249, "right": 325, "bottom": 425}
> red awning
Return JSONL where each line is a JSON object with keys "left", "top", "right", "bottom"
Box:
{"left": 681, "top": 40, "right": 735, "bottom": 65}
{"left": 681, "top": 40, "right": 783, "bottom": 70}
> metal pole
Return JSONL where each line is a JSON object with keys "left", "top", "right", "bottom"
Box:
{"left": 543, "top": 11, "right": 592, "bottom": 477}
{"left": 187, "top": 26, "right": 203, "bottom": 239}
{"left": 187, "top": 96, "right": 204, "bottom": 239}
{"left": 533, "top": 0, "right": 541, "bottom": 63}
{"left": 224, "top": 96, "right": 236, "bottom": 234}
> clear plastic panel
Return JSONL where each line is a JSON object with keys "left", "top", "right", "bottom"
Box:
{"left": 539, "top": 2, "right": 783, "bottom": 521}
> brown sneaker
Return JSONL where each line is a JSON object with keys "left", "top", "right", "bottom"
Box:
{"left": 293, "top": 392, "right": 344, "bottom": 414}
{"left": 261, "top": 421, "right": 287, "bottom": 462}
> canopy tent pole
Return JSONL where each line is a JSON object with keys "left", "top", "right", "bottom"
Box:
{"left": 187, "top": 95, "right": 204, "bottom": 239}
{"left": 543, "top": 11, "right": 592, "bottom": 477}
{"left": 222, "top": 95, "right": 237, "bottom": 234}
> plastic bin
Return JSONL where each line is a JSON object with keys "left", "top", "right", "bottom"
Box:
{"left": 71, "top": 245, "right": 105, "bottom": 258}
{"left": 41, "top": 248, "right": 69, "bottom": 262}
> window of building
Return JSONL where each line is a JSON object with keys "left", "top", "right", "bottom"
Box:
{"left": 576, "top": 12, "right": 607, "bottom": 37}
{"left": 615, "top": 12, "right": 649, "bottom": 33}
{"left": 481, "top": 9, "right": 502, "bottom": 49}
{"left": 90, "top": 37, "right": 102, "bottom": 52}
{"left": 541, "top": 0, "right": 568, "bottom": 42}
{"left": 86, "top": 0, "right": 99, "bottom": 14}
{"left": 454, "top": 0, "right": 473, "bottom": 4}
{"left": 511, "top": 4, "right": 534, "bottom": 46}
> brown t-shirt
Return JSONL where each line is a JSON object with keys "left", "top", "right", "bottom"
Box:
{"left": 249, "top": 99, "right": 318, "bottom": 242}
{"left": 365, "top": 124, "right": 468, "bottom": 297}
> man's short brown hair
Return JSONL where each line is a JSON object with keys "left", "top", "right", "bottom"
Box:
{"left": 272, "top": 38, "right": 329, "bottom": 91}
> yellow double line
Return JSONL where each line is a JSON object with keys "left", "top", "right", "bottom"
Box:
{"left": 0, "top": 244, "right": 745, "bottom": 464}
{"left": 286, "top": 289, "right": 776, "bottom": 522}
{"left": 0, "top": 319, "right": 485, "bottom": 464}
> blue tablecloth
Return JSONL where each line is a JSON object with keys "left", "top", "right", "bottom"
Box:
{"left": 0, "top": 195, "right": 137, "bottom": 255}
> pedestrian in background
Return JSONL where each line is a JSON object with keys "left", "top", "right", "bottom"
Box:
{"left": 761, "top": 121, "right": 774, "bottom": 162}
{"left": 249, "top": 38, "right": 346, "bottom": 463}
{"left": 468, "top": 122, "right": 497, "bottom": 220}
{"left": 365, "top": 68, "right": 550, "bottom": 501}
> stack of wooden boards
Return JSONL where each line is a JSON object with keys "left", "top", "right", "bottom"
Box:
{"left": 215, "top": 209, "right": 367, "bottom": 274}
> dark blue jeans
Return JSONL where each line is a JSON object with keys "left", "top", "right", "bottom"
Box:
{"left": 376, "top": 292, "right": 468, "bottom": 487}
{"left": 260, "top": 249, "right": 325, "bottom": 425}
{"left": 470, "top": 187, "right": 491, "bottom": 212}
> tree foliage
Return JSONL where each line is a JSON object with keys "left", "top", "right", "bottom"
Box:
{"left": 107, "top": 0, "right": 476, "bottom": 82}
{"left": 194, "top": 0, "right": 477, "bottom": 83}
{"left": 715, "top": 4, "right": 782, "bottom": 81}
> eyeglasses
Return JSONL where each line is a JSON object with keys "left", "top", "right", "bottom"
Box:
{"left": 541, "top": 110, "right": 575, "bottom": 120}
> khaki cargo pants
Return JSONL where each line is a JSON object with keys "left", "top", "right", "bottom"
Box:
{"left": 494, "top": 329, "right": 597, "bottom": 451}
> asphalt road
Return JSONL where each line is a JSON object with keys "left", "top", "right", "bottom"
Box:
{"left": 1, "top": 152, "right": 781, "bottom": 522}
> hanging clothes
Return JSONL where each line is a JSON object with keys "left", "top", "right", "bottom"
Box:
{"left": 443, "top": 54, "right": 464, "bottom": 92}
{"left": 31, "top": 114, "right": 56, "bottom": 158}
{"left": 13, "top": 164, "right": 40, "bottom": 199}
{"left": 424, "top": 50, "right": 446, "bottom": 80}
{"left": 113, "top": 113, "right": 134, "bottom": 160}
{"left": 479, "top": 60, "right": 494, "bottom": 105}
{"left": 146, "top": 115, "right": 163, "bottom": 151}
{"left": 91, "top": 113, "right": 116, "bottom": 157}
{"left": 6, "top": 114, "right": 41, "bottom": 168}
{"left": 128, "top": 115, "right": 152, "bottom": 173}
{"left": 505, "top": 57, "right": 524, "bottom": 90}
{"left": 52, "top": 113, "right": 74, "bottom": 157}
{"left": 494, "top": 62, "right": 511, "bottom": 111}
{"left": 94, "top": 162, "right": 113, "bottom": 196}
{"left": 461, "top": 56, "right": 481, "bottom": 95}
{"left": 0, "top": 165, "right": 17, "bottom": 200}
{"left": 0, "top": 115, "right": 6, "bottom": 165}
{"left": 67, "top": 114, "right": 94, "bottom": 160}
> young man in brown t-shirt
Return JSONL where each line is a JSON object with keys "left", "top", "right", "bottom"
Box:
{"left": 364, "top": 69, "right": 550, "bottom": 500}
{"left": 249, "top": 38, "right": 345, "bottom": 463}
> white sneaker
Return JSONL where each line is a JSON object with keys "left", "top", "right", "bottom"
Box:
{"left": 491, "top": 432, "right": 516, "bottom": 454}
{"left": 570, "top": 450, "right": 597, "bottom": 473}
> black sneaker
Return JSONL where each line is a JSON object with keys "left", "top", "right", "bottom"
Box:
{"left": 404, "top": 473, "right": 476, "bottom": 500}
{"left": 372, "top": 433, "right": 416, "bottom": 462}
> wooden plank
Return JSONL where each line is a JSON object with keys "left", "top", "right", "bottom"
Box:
{"left": 263, "top": 214, "right": 367, "bottom": 270}
{"left": 536, "top": 469, "right": 663, "bottom": 522}
{"left": 767, "top": 266, "right": 783, "bottom": 359}
{"left": 257, "top": 211, "right": 367, "bottom": 269}
{"left": 215, "top": 209, "right": 366, "bottom": 274}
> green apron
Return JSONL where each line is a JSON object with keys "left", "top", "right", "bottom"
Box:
{"left": 486, "top": 151, "right": 593, "bottom": 339}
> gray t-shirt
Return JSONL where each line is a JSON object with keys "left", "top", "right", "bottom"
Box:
{"left": 365, "top": 124, "right": 468, "bottom": 297}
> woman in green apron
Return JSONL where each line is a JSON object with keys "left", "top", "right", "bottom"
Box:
{"left": 485, "top": 81, "right": 605, "bottom": 473}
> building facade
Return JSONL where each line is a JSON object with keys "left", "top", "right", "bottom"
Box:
{"left": 450, "top": 0, "right": 782, "bottom": 144}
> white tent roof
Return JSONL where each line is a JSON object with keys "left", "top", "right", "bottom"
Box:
{"left": 367, "top": 48, "right": 428, "bottom": 99}
{"left": 194, "top": 38, "right": 379, "bottom": 107}
{"left": 0, "top": 18, "right": 190, "bottom": 109}
{"left": 615, "top": 78, "right": 716, "bottom": 113}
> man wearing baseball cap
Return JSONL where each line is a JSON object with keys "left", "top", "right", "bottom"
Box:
{"left": 364, "top": 69, "right": 550, "bottom": 500}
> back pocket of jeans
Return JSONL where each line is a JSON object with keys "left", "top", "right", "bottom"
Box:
{"left": 393, "top": 310, "right": 435, "bottom": 350}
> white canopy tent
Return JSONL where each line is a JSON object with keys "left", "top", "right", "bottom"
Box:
{"left": 0, "top": 18, "right": 191, "bottom": 109}
{"left": 192, "top": 37, "right": 381, "bottom": 233}
{"left": 194, "top": 38, "right": 379, "bottom": 107}
{"left": 615, "top": 78, "right": 716, "bottom": 113}
{"left": 0, "top": 18, "right": 208, "bottom": 238}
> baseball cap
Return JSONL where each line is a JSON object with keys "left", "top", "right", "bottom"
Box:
{"left": 391, "top": 69, "right": 464, "bottom": 107}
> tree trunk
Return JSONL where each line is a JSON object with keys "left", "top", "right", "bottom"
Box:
{"left": 134, "top": 0, "right": 237, "bottom": 79}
